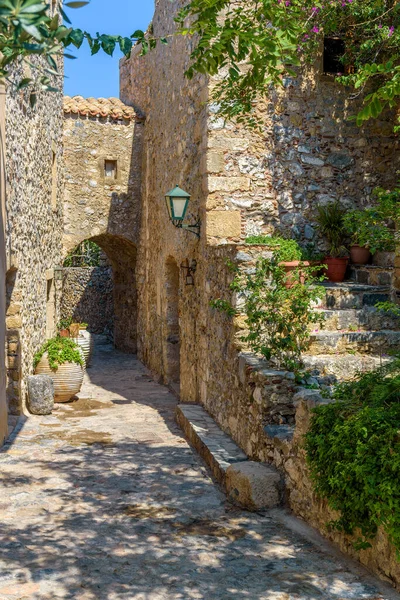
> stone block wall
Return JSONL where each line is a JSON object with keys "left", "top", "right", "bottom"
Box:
{"left": 0, "top": 83, "right": 7, "bottom": 445}
{"left": 63, "top": 104, "right": 142, "bottom": 254}
{"left": 60, "top": 267, "right": 114, "bottom": 335}
{"left": 4, "top": 62, "right": 64, "bottom": 419}
{"left": 205, "top": 76, "right": 400, "bottom": 247}
{"left": 120, "top": 0, "right": 209, "bottom": 398}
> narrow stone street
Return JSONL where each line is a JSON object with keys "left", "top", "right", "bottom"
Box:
{"left": 0, "top": 342, "right": 398, "bottom": 600}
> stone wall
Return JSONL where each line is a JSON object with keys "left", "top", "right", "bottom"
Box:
{"left": 60, "top": 267, "right": 114, "bottom": 335}
{"left": 120, "top": 0, "right": 209, "bottom": 396}
{"left": 62, "top": 100, "right": 143, "bottom": 352}
{"left": 4, "top": 62, "right": 64, "bottom": 420}
{"left": 120, "top": 0, "right": 400, "bottom": 586}
{"left": 0, "top": 83, "right": 7, "bottom": 444}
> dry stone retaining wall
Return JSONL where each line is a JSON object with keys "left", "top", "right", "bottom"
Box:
{"left": 60, "top": 267, "right": 114, "bottom": 335}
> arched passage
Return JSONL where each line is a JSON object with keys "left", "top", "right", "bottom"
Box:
{"left": 164, "top": 258, "right": 181, "bottom": 388}
{"left": 62, "top": 234, "right": 138, "bottom": 353}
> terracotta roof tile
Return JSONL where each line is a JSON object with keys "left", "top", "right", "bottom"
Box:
{"left": 63, "top": 96, "right": 136, "bottom": 121}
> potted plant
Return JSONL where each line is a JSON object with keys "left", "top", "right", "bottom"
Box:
{"left": 34, "top": 337, "right": 84, "bottom": 402}
{"left": 273, "top": 238, "right": 310, "bottom": 288}
{"left": 57, "top": 317, "right": 72, "bottom": 338}
{"left": 344, "top": 203, "right": 395, "bottom": 264}
{"left": 316, "top": 201, "right": 349, "bottom": 282}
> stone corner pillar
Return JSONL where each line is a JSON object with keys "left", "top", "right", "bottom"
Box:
{"left": 0, "top": 81, "right": 8, "bottom": 445}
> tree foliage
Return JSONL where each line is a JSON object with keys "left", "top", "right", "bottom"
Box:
{"left": 0, "top": 0, "right": 146, "bottom": 100}
{"left": 177, "top": 0, "right": 400, "bottom": 128}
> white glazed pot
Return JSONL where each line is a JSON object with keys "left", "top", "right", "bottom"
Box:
{"left": 73, "top": 331, "right": 93, "bottom": 367}
{"left": 35, "top": 353, "right": 84, "bottom": 403}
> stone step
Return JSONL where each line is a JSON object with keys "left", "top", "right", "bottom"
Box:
{"left": 349, "top": 264, "right": 394, "bottom": 287}
{"left": 313, "top": 306, "right": 400, "bottom": 332}
{"left": 302, "top": 354, "right": 392, "bottom": 382}
{"left": 314, "top": 282, "right": 390, "bottom": 310}
{"left": 176, "top": 404, "right": 248, "bottom": 485}
{"left": 176, "top": 404, "right": 281, "bottom": 510}
{"left": 308, "top": 330, "right": 400, "bottom": 355}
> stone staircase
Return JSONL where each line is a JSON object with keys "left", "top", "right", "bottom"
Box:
{"left": 303, "top": 265, "right": 399, "bottom": 385}
{"left": 174, "top": 263, "right": 400, "bottom": 514}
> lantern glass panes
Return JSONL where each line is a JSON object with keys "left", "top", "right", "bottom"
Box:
{"left": 165, "top": 185, "right": 191, "bottom": 223}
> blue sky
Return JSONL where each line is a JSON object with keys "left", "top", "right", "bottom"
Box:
{"left": 64, "top": 0, "right": 155, "bottom": 98}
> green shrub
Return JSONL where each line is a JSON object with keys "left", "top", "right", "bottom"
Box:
{"left": 34, "top": 337, "right": 84, "bottom": 371}
{"left": 305, "top": 359, "right": 400, "bottom": 554}
{"left": 211, "top": 258, "right": 325, "bottom": 371}
{"left": 245, "top": 235, "right": 303, "bottom": 262}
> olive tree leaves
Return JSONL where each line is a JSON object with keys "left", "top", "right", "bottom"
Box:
{"left": 0, "top": 0, "right": 146, "bottom": 105}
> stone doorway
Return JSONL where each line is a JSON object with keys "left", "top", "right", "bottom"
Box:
{"left": 5, "top": 267, "right": 21, "bottom": 416}
{"left": 164, "top": 258, "right": 181, "bottom": 390}
{"left": 61, "top": 234, "right": 138, "bottom": 353}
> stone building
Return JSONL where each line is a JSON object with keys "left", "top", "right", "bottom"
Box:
{"left": 62, "top": 96, "right": 143, "bottom": 351}
{"left": 1, "top": 0, "right": 400, "bottom": 585}
{"left": 0, "top": 65, "right": 64, "bottom": 441}
{"left": 119, "top": 0, "right": 400, "bottom": 584}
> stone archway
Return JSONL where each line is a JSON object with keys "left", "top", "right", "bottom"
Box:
{"left": 62, "top": 234, "right": 138, "bottom": 353}
{"left": 164, "top": 258, "right": 181, "bottom": 388}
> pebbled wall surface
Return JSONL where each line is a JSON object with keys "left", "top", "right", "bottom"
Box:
{"left": 4, "top": 60, "right": 64, "bottom": 419}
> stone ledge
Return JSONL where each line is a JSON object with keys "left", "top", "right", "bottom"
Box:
{"left": 176, "top": 404, "right": 247, "bottom": 485}
{"left": 176, "top": 404, "right": 282, "bottom": 511}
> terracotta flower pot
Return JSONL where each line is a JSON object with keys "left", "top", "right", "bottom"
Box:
{"left": 279, "top": 261, "right": 310, "bottom": 288}
{"left": 59, "top": 329, "right": 70, "bottom": 338}
{"left": 350, "top": 245, "right": 371, "bottom": 265}
{"left": 324, "top": 257, "right": 349, "bottom": 283}
{"left": 35, "top": 353, "right": 84, "bottom": 403}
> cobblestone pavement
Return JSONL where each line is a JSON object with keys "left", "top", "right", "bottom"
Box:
{"left": 0, "top": 343, "right": 399, "bottom": 600}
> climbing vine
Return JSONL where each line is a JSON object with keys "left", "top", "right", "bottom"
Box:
{"left": 176, "top": 0, "right": 400, "bottom": 128}
{"left": 305, "top": 359, "right": 400, "bottom": 554}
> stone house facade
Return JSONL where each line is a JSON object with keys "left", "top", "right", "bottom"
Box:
{"left": 119, "top": 0, "right": 400, "bottom": 585}
{"left": 1, "top": 65, "right": 64, "bottom": 439}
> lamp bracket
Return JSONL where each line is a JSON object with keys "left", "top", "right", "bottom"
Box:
{"left": 181, "top": 219, "right": 201, "bottom": 238}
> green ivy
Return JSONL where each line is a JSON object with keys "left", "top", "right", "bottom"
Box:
{"left": 305, "top": 359, "right": 400, "bottom": 554}
{"left": 34, "top": 337, "right": 83, "bottom": 371}
{"left": 245, "top": 236, "right": 324, "bottom": 262}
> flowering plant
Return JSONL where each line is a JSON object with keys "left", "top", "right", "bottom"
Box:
{"left": 176, "top": 0, "right": 400, "bottom": 129}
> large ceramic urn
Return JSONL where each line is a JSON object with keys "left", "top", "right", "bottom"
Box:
{"left": 35, "top": 353, "right": 84, "bottom": 403}
{"left": 72, "top": 330, "right": 93, "bottom": 367}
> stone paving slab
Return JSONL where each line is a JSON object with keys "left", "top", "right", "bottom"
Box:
{"left": 0, "top": 346, "right": 398, "bottom": 599}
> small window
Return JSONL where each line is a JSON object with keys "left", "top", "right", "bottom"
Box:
{"left": 323, "top": 37, "right": 346, "bottom": 74}
{"left": 104, "top": 159, "right": 117, "bottom": 179}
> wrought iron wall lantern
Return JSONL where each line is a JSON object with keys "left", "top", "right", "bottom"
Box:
{"left": 181, "top": 259, "right": 197, "bottom": 286}
{"left": 165, "top": 185, "right": 200, "bottom": 238}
